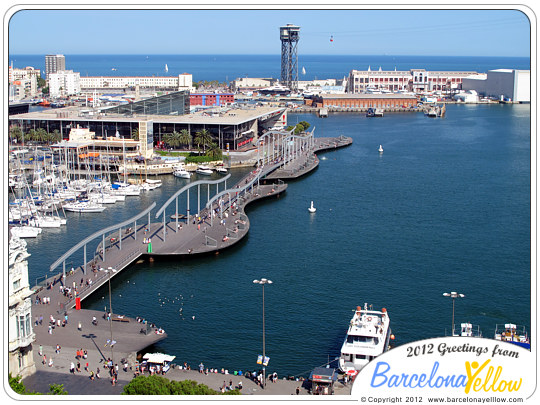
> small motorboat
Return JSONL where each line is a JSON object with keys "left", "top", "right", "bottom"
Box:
{"left": 173, "top": 164, "right": 191, "bottom": 179}
{"left": 378, "top": 145, "right": 384, "bottom": 153}
{"left": 308, "top": 201, "right": 316, "bottom": 213}
{"left": 196, "top": 165, "right": 213, "bottom": 176}
{"left": 215, "top": 166, "right": 228, "bottom": 174}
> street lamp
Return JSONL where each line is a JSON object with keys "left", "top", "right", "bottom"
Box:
{"left": 443, "top": 291, "right": 465, "bottom": 336}
{"left": 253, "top": 278, "right": 272, "bottom": 389}
{"left": 102, "top": 267, "right": 117, "bottom": 363}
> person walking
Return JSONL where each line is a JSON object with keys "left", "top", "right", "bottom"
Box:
{"left": 70, "top": 362, "right": 75, "bottom": 373}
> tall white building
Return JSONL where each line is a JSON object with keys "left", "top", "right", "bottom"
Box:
{"left": 45, "top": 54, "right": 65, "bottom": 78}
{"left": 49, "top": 70, "right": 81, "bottom": 97}
{"left": 8, "top": 235, "right": 36, "bottom": 378}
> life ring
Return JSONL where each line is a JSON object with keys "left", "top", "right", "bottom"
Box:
{"left": 367, "top": 317, "right": 372, "bottom": 322}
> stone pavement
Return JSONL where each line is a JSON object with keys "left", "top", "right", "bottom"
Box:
{"left": 24, "top": 347, "right": 352, "bottom": 396}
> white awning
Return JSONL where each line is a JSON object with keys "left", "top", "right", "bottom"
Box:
{"left": 143, "top": 353, "right": 176, "bottom": 364}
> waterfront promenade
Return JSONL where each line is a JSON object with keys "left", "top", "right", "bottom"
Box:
{"left": 24, "top": 134, "right": 352, "bottom": 395}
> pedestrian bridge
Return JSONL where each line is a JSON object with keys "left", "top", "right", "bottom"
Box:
{"left": 41, "top": 130, "right": 352, "bottom": 310}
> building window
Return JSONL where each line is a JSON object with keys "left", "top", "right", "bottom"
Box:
{"left": 13, "top": 279, "right": 21, "bottom": 291}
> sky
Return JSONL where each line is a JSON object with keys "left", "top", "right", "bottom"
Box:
{"left": 6, "top": 7, "right": 532, "bottom": 57}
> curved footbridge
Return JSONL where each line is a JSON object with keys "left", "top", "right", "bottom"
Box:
{"left": 38, "top": 131, "right": 352, "bottom": 316}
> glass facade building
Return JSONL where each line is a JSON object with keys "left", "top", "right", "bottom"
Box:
{"left": 101, "top": 91, "right": 190, "bottom": 116}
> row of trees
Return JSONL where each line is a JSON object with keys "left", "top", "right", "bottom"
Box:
{"left": 9, "top": 126, "right": 62, "bottom": 144}
{"left": 162, "top": 129, "right": 223, "bottom": 161}
{"left": 286, "top": 120, "right": 311, "bottom": 135}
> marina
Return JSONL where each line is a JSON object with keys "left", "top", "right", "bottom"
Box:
{"left": 12, "top": 103, "right": 531, "bottom": 380}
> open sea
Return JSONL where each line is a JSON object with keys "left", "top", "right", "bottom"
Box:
{"left": 13, "top": 54, "right": 531, "bottom": 378}
{"left": 8, "top": 54, "right": 531, "bottom": 82}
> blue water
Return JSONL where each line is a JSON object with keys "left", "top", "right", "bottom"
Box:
{"left": 9, "top": 54, "right": 531, "bottom": 82}
{"left": 21, "top": 102, "right": 531, "bottom": 377}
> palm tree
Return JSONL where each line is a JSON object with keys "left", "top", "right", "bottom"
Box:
{"left": 9, "top": 126, "right": 23, "bottom": 144}
{"left": 194, "top": 129, "right": 213, "bottom": 154}
{"left": 163, "top": 132, "right": 182, "bottom": 149}
{"left": 179, "top": 129, "right": 192, "bottom": 150}
{"left": 132, "top": 128, "right": 140, "bottom": 141}
{"left": 206, "top": 142, "right": 223, "bottom": 161}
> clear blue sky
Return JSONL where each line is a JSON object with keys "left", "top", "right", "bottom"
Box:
{"left": 8, "top": 8, "right": 531, "bottom": 57}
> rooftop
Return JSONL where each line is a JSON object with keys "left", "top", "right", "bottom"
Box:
{"left": 9, "top": 105, "right": 286, "bottom": 126}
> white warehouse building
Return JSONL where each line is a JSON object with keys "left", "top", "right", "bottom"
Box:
{"left": 461, "top": 69, "right": 530, "bottom": 102}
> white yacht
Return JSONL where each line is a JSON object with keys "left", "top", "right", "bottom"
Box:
{"left": 215, "top": 166, "right": 228, "bottom": 174}
{"left": 63, "top": 201, "right": 106, "bottom": 213}
{"left": 339, "top": 304, "right": 392, "bottom": 374}
{"left": 196, "top": 165, "right": 213, "bottom": 176}
{"left": 173, "top": 164, "right": 191, "bottom": 179}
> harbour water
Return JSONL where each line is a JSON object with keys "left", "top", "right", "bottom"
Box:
{"left": 21, "top": 103, "right": 531, "bottom": 378}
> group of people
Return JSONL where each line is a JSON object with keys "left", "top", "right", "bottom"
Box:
{"left": 34, "top": 295, "right": 51, "bottom": 305}
{"left": 219, "top": 379, "right": 242, "bottom": 393}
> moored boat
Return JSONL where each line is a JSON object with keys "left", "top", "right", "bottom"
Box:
{"left": 215, "top": 166, "right": 228, "bottom": 174}
{"left": 196, "top": 165, "right": 213, "bottom": 176}
{"left": 453, "top": 322, "right": 482, "bottom": 337}
{"left": 339, "top": 304, "right": 392, "bottom": 374}
{"left": 173, "top": 164, "right": 191, "bottom": 179}
{"left": 63, "top": 201, "right": 106, "bottom": 213}
{"left": 10, "top": 225, "right": 43, "bottom": 238}
{"left": 494, "top": 324, "right": 530, "bottom": 350}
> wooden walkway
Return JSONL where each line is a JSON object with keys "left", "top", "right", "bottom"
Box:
{"left": 38, "top": 135, "right": 352, "bottom": 312}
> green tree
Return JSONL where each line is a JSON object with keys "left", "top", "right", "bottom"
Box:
{"left": 9, "top": 126, "right": 23, "bottom": 143}
{"left": 8, "top": 373, "right": 68, "bottom": 395}
{"left": 122, "top": 375, "right": 171, "bottom": 395}
{"left": 206, "top": 142, "right": 223, "bottom": 161}
{"left": 37, "top": 77, "right": 46, "bottom": 89}
{"left": 48, "top": 384, "right": 68, "bottom": 395}
{"left": 122, "top": 375, "right": 237, "bottom": 395}
{"left": 132, "top": 128, "right": 140, "bottom": 141}
{"left": 299, "top": 121, "right": 311, "bottom": 131}
{"left": 194, "top": 129, "right": 213, "bottom": 154}
{"left": 9, "top": 374, "right": 26, "bottom": 395}
{"left": 178, "top": 129, "right": 192, "bottom": 150}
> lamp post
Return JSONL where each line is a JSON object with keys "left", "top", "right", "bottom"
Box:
{"left": 443, "top": 291, "right": 465, "bottom": 336}
{"left": 253, "top": 278, "right": 272, "bottom": 389}
{"left": 104, "top": 267, "right": 117, "bottom": 363}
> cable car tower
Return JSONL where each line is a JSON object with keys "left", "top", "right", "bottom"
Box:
{"left": 280, "top": 24, "right": 300, "bottom": 93}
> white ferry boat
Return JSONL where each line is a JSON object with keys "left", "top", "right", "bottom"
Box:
{"left": 339, "top": 304, "right": 392, "bottom": 374}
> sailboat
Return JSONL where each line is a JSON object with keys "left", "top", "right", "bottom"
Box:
{"left": 165, "top": 64, "right": 169, "bottom": 73}
{"left": 302, "top": 66, "right": 306, "bottom": 75}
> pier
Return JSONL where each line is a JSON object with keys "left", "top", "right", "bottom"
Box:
{"left": 29, "top": 130, "right": 352, "bottom": 373}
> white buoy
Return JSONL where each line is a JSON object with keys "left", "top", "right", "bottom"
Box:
{"left": 378, "top": 145, "right": 384, "bottom": 153}
{"left": 308, "top": 201, "right": 316, "bottom": 213}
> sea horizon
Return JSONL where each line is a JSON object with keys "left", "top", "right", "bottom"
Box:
{"left": 9, "top": 54, "right": 530, "bottom": 82}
